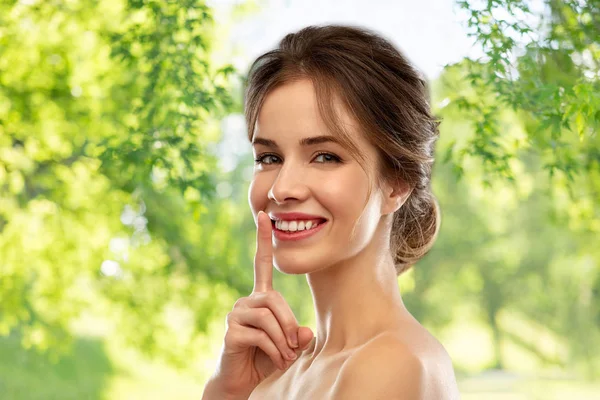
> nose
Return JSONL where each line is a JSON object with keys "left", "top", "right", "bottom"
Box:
{"left": 268, "top": 161, "right": 310, "bottom": 205}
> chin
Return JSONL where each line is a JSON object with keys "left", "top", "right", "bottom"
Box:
{"left": 273, "top": 251, "right": 336, "bottom": 275}
{"left": 273, "top": 256, "right": 319, "bottom": 275}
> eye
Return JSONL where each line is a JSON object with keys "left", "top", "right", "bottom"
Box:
{"left": 254, "top": 152, "right": 342, "bottom": 165}
{"left": 254, "top": 153, "right": 281, "bottom": 165}
{"left": 313, "top": 152, "right": 342, "bottom": 164}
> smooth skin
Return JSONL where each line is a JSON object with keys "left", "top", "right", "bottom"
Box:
{"left": 203, "top": 79, "right": 460, "bottom": 399}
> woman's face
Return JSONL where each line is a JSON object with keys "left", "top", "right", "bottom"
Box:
{"left": 248, "top": 79, "right": 393, "bottom": 274}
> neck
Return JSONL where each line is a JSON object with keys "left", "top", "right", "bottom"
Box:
{"left": 304, "top": 224, "right": 408, "bottom": 359}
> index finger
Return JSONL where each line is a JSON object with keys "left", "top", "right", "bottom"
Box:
{"left": 253, "top": 210, "right": 274, "bottom": 293}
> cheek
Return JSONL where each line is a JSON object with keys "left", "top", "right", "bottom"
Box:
{"left": 248, "top": 176, "right": 269, "bottom": 218}
{"left": 320, "top": 169, "right": 380, "bottom": 252}
{"left": 317, "top": 171, "right": 370, "bottom": 221}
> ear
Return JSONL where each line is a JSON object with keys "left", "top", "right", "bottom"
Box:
{"left": 381, "top": 178, "right": 413, "bottom": 216}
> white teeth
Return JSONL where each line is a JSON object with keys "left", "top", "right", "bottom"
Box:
{"left": 275, "top": 219, "right": 321, "bottom": 232}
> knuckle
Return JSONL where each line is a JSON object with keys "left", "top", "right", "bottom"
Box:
{"left": 257, "top": 308, "right": 272, "bottom": 319}
{"left": 268, "top": 290, "right": 283, "bottom": 300}
{"left": 232, "top": 297, "right": 247, "bottom": 309}
{"left": 260, "top": 259, "right": 273, "bottom": 269}
{"left": 225, "top": 312, "right": 235, "bottom": 326}
{"left": 265, "top": 290, "right": 282, "bottom": 304}
{"left": 256, "top": 329, "right": 269, "bottom": 343}
{"left": 224, "top": 330, "right": 238, "bottom": 346}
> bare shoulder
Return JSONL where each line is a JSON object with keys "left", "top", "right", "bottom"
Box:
{"left": 331, "top": 332, "right": 460, "bottom": 400}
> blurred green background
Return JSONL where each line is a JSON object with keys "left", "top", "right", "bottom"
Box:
{"left": 0, "top": 0, "right": 598, "bottom": 398}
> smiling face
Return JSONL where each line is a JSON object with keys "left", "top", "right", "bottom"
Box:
{"left": 248, "top": 78, "right": 397, "bottom": 274}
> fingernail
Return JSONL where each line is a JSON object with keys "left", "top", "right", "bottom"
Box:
{"left": 287, "top": 350, "right": 297, "bottom": 360}
{"left": 291, "top": 333, "right": 299, "bottom": 348}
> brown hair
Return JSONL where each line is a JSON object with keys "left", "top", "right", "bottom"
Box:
{"left": 244, "top": 24, "right": 441, "bottom": 276}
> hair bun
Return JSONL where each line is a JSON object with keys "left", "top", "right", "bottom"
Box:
{"left": 392, "top": 192, "right": 441, "bottom": 275}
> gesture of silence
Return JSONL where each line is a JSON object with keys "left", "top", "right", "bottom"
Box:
{"left": 202, "top": 211, "right": 314, "bottom": 400}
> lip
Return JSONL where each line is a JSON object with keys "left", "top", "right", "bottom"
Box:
{"left": 272, "top": 220, "right": 328, "bottom": 242}
{"left": 269, "top": 212, "right": 328, "bottom": 222}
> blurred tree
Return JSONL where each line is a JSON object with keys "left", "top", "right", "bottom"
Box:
{"left": 449, "top": 0, "right": 599, "bottom": 188}
{"left": 400, "top": 0, "right": 600, "bottom": 376}
{"left": 1, "top": 0, "right": 598, "bottom": 379}
{"left": 0, "top": 0, "right": 242, "bottom": 367}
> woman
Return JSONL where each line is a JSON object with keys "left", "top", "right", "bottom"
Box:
{"left": 202, "top": 24, "right": 460, "bottom": 399}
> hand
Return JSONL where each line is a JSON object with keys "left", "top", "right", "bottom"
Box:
{"left": 203, "top": 211, "right": 314, "bottom": 400}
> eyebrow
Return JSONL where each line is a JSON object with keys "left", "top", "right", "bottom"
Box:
{"left": 252, "top": 135, "right": 345, "bottom": 149}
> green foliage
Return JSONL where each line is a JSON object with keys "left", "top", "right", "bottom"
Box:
{"left": 0, "top": 0, "right": 240, "bottom": 367}
{"left": 97, "top": 0, "right": 235, "bottom": 196}
{"left": 450, "top": 0, "right": 599, "bottom": 186}
{"left": 408, "top": 0, "right": 600, "bottom": 377}
{"left": 1, "top": 0, "right": 598, "bottom": 385}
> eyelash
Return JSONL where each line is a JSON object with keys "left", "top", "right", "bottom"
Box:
{"left": 254, "top": 152, "right": 342, "bottom": 165}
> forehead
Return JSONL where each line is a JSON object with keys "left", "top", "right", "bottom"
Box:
{"left": 254, "top": 79, "right": 367, "bottom": 148}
